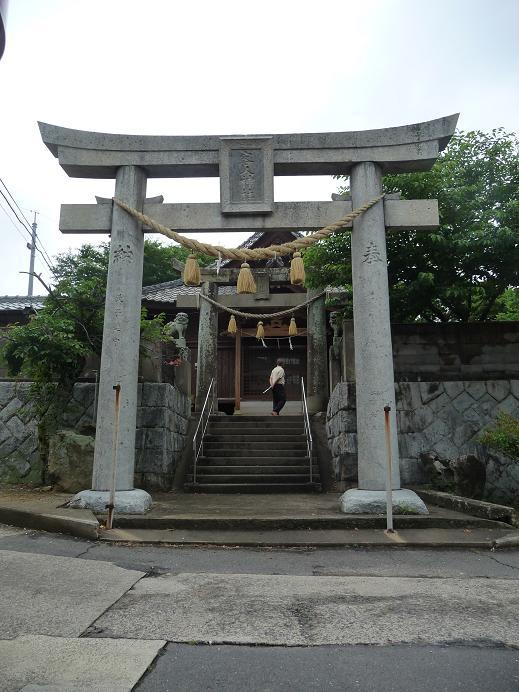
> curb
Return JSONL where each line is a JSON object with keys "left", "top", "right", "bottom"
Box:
{"left": 0, "top": 506, "right": 99, "bottom": 540}
{"left": 492, "top": 532, "right": 519, "bottom": 549}
{"left": 98, "top": 527, "right": 511, "bottom": 549}
{"left": 414, "top": 489, "right": 519, "bottom": 527}
{"left": 104, "top": 515, "right": 512, "bottom": 531}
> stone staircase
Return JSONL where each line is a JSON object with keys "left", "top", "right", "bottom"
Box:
{"left": 185, "top": 415, "right": 320, "bottom": 492}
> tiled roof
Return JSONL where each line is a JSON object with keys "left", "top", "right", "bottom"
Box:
{"left": 219, "top": 230, "right": 302, "bottom": 267}
{"left": 0, "top": 296, "right": 46, "bottom": 311}
{"left": 142, "top": 279, "right": 236, "bottom": 303}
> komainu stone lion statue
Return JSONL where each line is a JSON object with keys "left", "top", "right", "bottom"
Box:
{"left": 164, "top": 312, "right": 189, "bottom": 348}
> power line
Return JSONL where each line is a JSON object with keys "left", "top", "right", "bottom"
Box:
{"left": 1, "top": 179, "right": 34, "bottom": 232}
{"left": 0, "top": 180, "right": 55, "bottom": 273}
{"left": 0, "top": 178, "right": 55, "bottom": 269}
{"left": 0, "top": 181, "right": 33, "bottom": 238}
{"left": 0, "top": 177, "right": 55, "bottom": 267}
{"left": 0, "top": 198, "right": 31, "bottom": 244}
{"left": 0, "top": 190, "right": 54, "bottom": 274}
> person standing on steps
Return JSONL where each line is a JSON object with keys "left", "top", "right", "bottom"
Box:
{"left": 269, "top": 358, "right": 286, "bottom": 416}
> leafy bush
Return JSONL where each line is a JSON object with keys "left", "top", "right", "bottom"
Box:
{"left": 480, "top": 412, "right": 519, "bottom": 461}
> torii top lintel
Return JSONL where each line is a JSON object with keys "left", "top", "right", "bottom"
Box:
{"left": 38, "top": 114, "right": 458, "bottom": 180}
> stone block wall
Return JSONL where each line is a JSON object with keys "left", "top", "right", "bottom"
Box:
{"left": 0, "top": 382, "right": 41, "bottom": 484}
{"left": 327, "top": 380, "right": 519, "bottom": 498}
{"left": 135, "top": 382, "right": 191, "bottom": 490}
{"left": 0, "top": 381, "right": 191, "bottom": 491}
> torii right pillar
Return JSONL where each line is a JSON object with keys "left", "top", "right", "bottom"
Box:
{"left": 340, "top": 162, "right": 428, "bottom": 514}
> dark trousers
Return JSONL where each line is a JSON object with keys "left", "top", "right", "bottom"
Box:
{"left": 272, "top": 383, "right": 286, "bottom": 414}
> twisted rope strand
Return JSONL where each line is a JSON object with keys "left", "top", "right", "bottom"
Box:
{"left": 113, "top": 195, "right": 384, "bottom": 261}
{"left": 199, "top": 290, "right": 326, "bottom": 320}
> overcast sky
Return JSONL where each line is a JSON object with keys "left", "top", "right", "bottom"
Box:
{"left": 1, "top": 0, "right": 518, "bottom": 296}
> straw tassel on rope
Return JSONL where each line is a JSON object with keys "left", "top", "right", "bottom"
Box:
{"left": 237, "top": 262, "right": 256, "bottom": 294}
{"left": 289, "top": 251, "right": 305, "bottom": 285}
{"left": 183, "top": 254, "right": 201, "bottom": 286}
{"left": 289, "top": 316, "right": 298, "bottom": 337}
{"left": 227, "top": 314, "right": 237, "bottom": 335}
{"left": 255, "top": 321, "right": 265, "bottom": 339}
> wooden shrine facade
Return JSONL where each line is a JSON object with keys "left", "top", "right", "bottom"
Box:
{"left": 142, "top": 229, "right": 311, "bottom": 411}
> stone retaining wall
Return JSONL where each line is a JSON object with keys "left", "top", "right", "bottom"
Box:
{"left": 0, "top": 382, "right": 41, "bottom": 484}
{"left": 327, "top": 380, "right": 519, "bottom": 500}
{"left": 0, "top": 381, "right": 191, "bottom": 490}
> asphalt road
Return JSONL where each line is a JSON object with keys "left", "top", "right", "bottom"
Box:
{"left": 1, "top": 524, "right": 519, "bottom": 692}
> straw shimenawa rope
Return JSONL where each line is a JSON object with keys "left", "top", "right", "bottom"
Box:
{"left": 199, "top": 290, "right": 327, "bottom": 320}
{"left": 113, "top": 195, "right": 384, "bottom": 261}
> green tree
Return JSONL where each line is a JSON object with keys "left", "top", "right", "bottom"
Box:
{"left": 1, "top": 239, "right": 185, "bottom": 479}
{"left": 496, "top": 288, "right": 519, "bottom": 321}
{"left": 143, "top": 239, "right": 213, "bottom": 286}
{"left": 305, "top": 130, "right": 519, "bottom": 322}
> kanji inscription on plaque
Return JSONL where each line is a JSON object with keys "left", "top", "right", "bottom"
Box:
{"left": 219, "top": 136, "right": 274, "bottom": 214}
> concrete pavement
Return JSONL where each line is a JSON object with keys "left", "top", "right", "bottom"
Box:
{"left": 1, "top": 549, "right": 143, "bottom": 639}
{"left": 0, "top": 635, "right": 165, "bottom": 692}
{"left": 2, "top": 525, "right": 519, "bottom": 691}
{"left": 88, "top": 571, "right": 519, "bottom": 646}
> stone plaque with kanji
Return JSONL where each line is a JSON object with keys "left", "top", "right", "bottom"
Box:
{"left": 219, "top": 136, "right": 274, "bottom": 214}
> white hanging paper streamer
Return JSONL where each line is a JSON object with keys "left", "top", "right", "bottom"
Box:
{"left": 289, "top": 337, "right": 293, "bottom": 350}
{"left": 216, "top": 252, "right": 222, "bottom": 275}
{"left": 261, "top": 339, "right": 267, "bottom": 348}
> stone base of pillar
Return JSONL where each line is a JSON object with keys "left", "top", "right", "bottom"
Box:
{"left": 68, "top": 489, "right": 152, "bottom": 514}
{"left": 307, "top": 395, "right": 327, "bottom": 416}
{"left": 339, "top": 488, "right": 428, "bottom": 515}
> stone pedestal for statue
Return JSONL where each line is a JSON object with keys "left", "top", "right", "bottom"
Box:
{"left": 70, "top": 165, "right": 152, "bottom": 513}
{"left": 340, "top": 162, "right": 427, "bottom": 515}
{"left": 307, "top": 289, "right": 328, "bottom": 413}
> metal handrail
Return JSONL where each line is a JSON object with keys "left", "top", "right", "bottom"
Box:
{"left": 301, "top": 378, "right": 313, "bottom": 484}
{"left": 192, "top": 378, "right": 215, "bottom": 484}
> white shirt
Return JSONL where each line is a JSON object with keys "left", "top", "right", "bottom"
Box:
{"left": 270, "top": 366, "right": 285, "bottom": 386}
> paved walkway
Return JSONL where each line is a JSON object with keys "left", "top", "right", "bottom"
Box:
{"left": 237, "top": 400, "right": 302, "bottom": 415}
{"left": 1, "top": 486, "right": 518, "bottom": 548}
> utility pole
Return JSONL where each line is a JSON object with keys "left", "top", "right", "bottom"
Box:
{"left": 27, "top": 210, "right": 37, "bottom": 297}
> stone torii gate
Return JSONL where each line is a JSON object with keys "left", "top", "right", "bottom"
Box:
{"left": 39, "top": 115, "right": 458, "bottom": 513}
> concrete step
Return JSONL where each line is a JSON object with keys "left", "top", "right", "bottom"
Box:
{"left": 184, "top": 482, "right": 321, "bottom": 493}
{"left": 198, "top": 458, "right": 315, "bottom": 467}
{"left": 209, "top": 421, "right": 305, "bottom": 431}
{"left": 196, "top": 465, "right": 318, "bottom": 475}
{"left": 204, "top": 438, "right": 308, "bottom": 447}
{"left": 207, "top": 427, "right": 304, "bottom": 436}
{"left": 198, "top": 450, "right": 315, "bottom": 466}
{"left": 200, "top": 448, "right": 309, "bottom": 458}
{"left": 199, "top": 456, "right": 311, "bottom": 466}
{"left": 205, "top": 434, "right": 306, "bottom": 443}
{"left": 211, "top": 415, "right": 304, "bottom": 422}
{"left": 100, "top": 526, "right": 517, "bottom": 548}
{"left": 104, "top": 510, "right": 515, "bottom": 532}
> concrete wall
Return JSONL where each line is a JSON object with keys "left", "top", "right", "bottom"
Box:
{"left": 0, "top": 380, "right": 191, "bottom": 491}
{"left": 327, "top": 380, "right": 519, "bottom": 500}
{"left": 341, "top": 321, "right": 519, "bottom": 382}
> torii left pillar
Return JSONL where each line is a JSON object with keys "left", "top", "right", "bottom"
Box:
{"left": 71, "top": 166, "right": 152, "bottom": 513}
